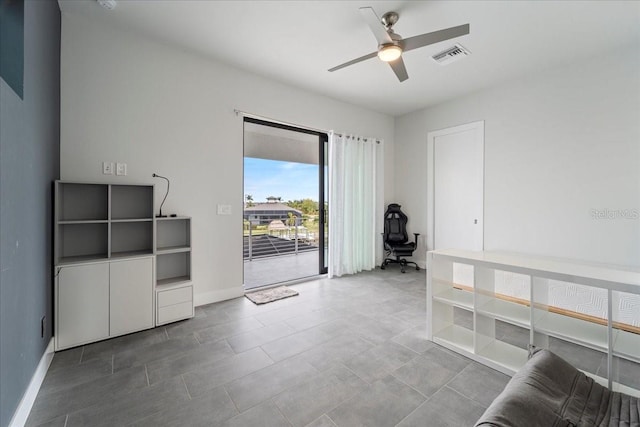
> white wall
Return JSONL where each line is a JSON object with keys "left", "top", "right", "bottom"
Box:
{"left": 395, "top": 44, "right": 640, "bottom": 268}
{"left": 60, "top": 14, "right": 395, "bottom": 305}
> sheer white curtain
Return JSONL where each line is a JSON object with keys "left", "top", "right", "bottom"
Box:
{"left": 328, "top": 132, "right": 381, "bottom": 277}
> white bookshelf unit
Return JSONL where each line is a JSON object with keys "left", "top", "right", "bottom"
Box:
{"left": 427, "top": 249, "right": 640, "bottom": 396}
{"left": 155, "top": 216, "right": 194, "bottom": 325}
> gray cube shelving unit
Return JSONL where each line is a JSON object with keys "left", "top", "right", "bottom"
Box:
{"left": 55, "top": 182, "right": 155, "bottom": 264}
{"left": 155, "top": 216, "right": 194, "bottom": 325}
{"left": 54, "top": 181, "right": 157, "bottom": 350}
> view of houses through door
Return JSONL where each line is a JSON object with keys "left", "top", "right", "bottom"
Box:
{"left": 243, "top": 118, "right": 328, "bottom": 290}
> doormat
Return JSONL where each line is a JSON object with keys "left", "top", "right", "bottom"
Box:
{"left": 245, "top": 286, "right": 299, "bottom": 305}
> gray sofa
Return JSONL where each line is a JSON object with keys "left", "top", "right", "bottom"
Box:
{"left": 475, "top": 349, "right": 640, "bottom": 427}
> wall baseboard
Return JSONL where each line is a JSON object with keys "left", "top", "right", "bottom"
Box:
{"left": 9, "top": 338, "right": 54, "bottom": 427}
{"left": 194, "top": 286, "right": 244, "bottom": 307}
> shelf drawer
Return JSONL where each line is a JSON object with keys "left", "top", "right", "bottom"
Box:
{"left": 157, "top": 301, "right": 193, "bottom": 325}
{"left": 157, "top": 286, "right": 192, "bottom": 308}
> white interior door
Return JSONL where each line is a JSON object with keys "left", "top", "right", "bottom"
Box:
{"left": 429, "top": 121, "right": 484, "bottom": 251}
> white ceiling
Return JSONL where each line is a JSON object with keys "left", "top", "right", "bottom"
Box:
{"left": 58, "top": 0, "right": 640, "bottom": 117}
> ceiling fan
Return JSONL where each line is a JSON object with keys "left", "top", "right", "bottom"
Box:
{"left": 328, "top": 7, "right": 470, "bottom": 82}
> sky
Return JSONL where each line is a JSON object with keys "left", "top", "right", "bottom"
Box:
{"left": 244, "top": 158, "right": 319, "bottom": 203}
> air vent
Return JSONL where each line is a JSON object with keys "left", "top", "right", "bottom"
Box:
{"left": 432, "top": 44, "right": 470, "bottom": 65}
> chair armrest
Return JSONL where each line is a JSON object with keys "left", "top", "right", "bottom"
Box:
{"left": 413, "top": 233, "right": 420, "bottom": 246}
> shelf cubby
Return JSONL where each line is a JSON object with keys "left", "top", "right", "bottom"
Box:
{"left": 533, "top": 310, "right": 608, "bottom": 352}
{"left": 111, "top": 185, "right": 154, "bottom": 220}
{"left": 611, "top": 355, "right": 640, "bottom": 397}
{"left": 476, "top": 338, "right": 529, "bottom": 373}
{"left": 111, "top": 221, "right": 154, "bottom": 256}
{"left": 156, "top": 251, "right": 190, "bottom": 283}
{"left": 475, "top": 311, "right": 529, "bottom": 372}
{"left": 476, "top": 298, "right": 530, "bottom": 328}
{"left": 433, "top": 324, "right": 474, "bottom": 354}
{"left": 57, "top": 223, "right": 108, "bottom": 263}
{"left": 612, "top": 290, "right": 640, "bottom": 364}
{"left": 156, "top": 216, "right": 191, "bottom": 251}
{"left": 495, "top": 320, "right": 530, "bottom": 351}
{"left": 57, "top": 183, "right": 108, "bottom": 222}
{"left": 613, "top": 329, "right": 640, "bottom": 363}
{"left": 433, "top": 287, "right": 474, "bottom": 310}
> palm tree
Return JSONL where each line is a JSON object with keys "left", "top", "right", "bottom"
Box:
{"left": 286, "top": 212, "right": 297, "bottom": 240}
{"left": 287, "top": 212, "right": 297, "bottom": 227}
{"left": 245, "top": 194, "right": 254, "bottom": 207}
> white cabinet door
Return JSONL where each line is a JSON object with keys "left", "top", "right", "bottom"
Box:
{"left": 57, "top": 262, "right": 109, "bottom": 350}
{"left": 110, "top": 257, "right": 154, "bottom": 336}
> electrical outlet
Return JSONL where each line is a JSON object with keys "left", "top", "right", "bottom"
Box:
{"left": 103, "top": 162, "right": 114, "bottom": 175}
{"left": 116, "top": 163, "right": 127, "bottom": 176}
{"left": 41, "top": 316, "right": 45, "bottom": 338}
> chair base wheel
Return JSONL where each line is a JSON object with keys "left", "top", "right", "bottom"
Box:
{"left": 380, "top": 257, "right": 419, "bottom": 274}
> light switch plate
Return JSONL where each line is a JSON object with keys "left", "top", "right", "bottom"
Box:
{"left": 116, "top": 163, "right": 127, "bottom": 176}
{"left": 103, "top": 162, "right": 114, "bottom": 175}
{"left": 217, "top": 204, "right": 231, "bottom": 215}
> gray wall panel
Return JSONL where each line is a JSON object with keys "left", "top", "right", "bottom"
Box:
{"left": 0, "top": 1, "right": 60, "bottom": 426}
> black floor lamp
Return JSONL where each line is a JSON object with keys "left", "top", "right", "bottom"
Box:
{"left": 152, "top": 173, "right": 170, "bottom": 218}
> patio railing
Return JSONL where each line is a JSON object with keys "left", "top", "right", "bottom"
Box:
{"left": 243, "top": 213, "right": 319, "bottom": 261}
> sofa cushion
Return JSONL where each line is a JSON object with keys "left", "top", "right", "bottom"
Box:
{"left": 475, "top": 349, "right": 640, "bottom": 427}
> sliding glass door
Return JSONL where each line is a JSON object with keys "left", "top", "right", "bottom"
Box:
{"left": 243, "top": 118, "right": 327, "bottom": 290}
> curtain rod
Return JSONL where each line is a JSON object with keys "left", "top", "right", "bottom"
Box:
{"left": 234, "top": 109, "right": 382, "bottom": 144}
{"left": 234, "top": 109, "right": 326, "bottom": 134}
{"left": 333, "top": 134, "right": 381, "bottom": 144}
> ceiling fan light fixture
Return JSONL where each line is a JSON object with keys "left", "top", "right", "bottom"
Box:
{"left": 97, "top": 0, "right": 117, "bottom": 10}
{"left": 377, "top": 44, "right": 402, "bottom": 62}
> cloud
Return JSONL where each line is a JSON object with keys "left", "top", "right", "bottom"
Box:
{"left": 280, "top": 162, "right": 300, "bottom": 170}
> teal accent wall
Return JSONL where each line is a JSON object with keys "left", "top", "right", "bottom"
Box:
{"left": 0, "top": 2, "right": 60, "bottom": 426}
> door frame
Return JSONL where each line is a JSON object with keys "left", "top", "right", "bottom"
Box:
{"left": 427, "top": 120, "right": 485, "bottom": 252}
{"left": 242, "top": 116, "right": 328, "bottom": 276}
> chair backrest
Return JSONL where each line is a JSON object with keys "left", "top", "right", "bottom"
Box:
{"left": 383, "top": 203, "right": 409, "bottom": 244}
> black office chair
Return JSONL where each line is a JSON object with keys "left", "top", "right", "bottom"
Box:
{"left": 381, "top": 203, "right": 420, "bottom": 273}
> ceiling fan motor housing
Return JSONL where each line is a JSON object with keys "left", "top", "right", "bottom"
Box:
{"left": 380, "top": 13, "right": 403, "bottom": 53}
{"left": 381, "top": 11, "right": 399, "bottom": 29}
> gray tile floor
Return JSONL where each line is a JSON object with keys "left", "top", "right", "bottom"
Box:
{"left": 27, "top": 268, "right": 510, "bottom": 427}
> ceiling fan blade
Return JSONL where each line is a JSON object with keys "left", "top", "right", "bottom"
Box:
{"left": 402, "top": 24, "right": 470, "bottom": 52}
{"left": 389, "top": 57, "right": 408, "bottom": 82}
{"left": 328, "top": 51, "right": 378, "bottom": 72}
{"left": 359, "top": 7, "right": 393, "bottom": 45}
